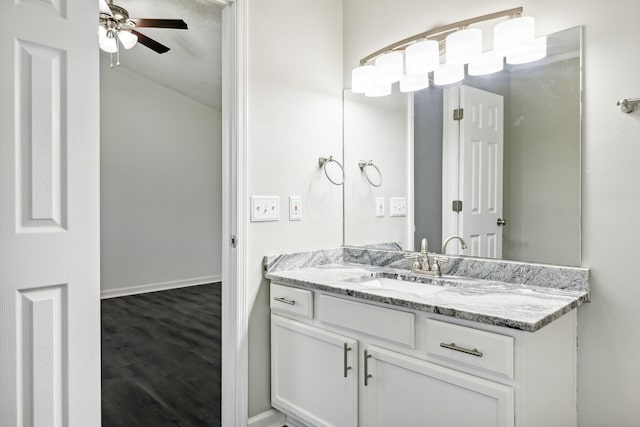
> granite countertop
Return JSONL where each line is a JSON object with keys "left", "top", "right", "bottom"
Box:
{"left": 265, "top": 254, "right": 590, "bottom": 332}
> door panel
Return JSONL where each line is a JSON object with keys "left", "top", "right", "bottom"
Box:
{"left": 459, "top": 85, "right": 504, "bottom": 258}
{"left": 0, "top": 0, "right": 100, "bottom": 425}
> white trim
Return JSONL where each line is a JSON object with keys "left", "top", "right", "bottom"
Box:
{"left": 406, "top": 93, "right": 415, "bottom": 251}
{"left": 248, "top": 409, "right": 306, "bottom": 427}
{"left": 222, "top": 0, "right": 248, "bottom": 426}
{"left": 100, "top": 276, "right": 221, "bottom": 299}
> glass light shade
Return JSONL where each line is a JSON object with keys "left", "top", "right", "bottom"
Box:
{"left": 399, "top": 74, "right": 429, "bottom": 92}
{"left": 446, "top": 28, "right": 482, "bottom": 65}
{"left": 433, "top": 63, "right": 464, "bottom": 85}
{"left": 468, "top": 51, "right": 504, "bottom": 76}
{"left": 99, "top": 29, "right": 118, "bottom": 53}
{"left": 405, "top": 40, "right": 439, "bottom": 74}
{"left": 506, "top": 36, "right": 547, "bottom": 64}
{"left": 493, "top": 16, "right": 535, "bottom": 57}
{"left": 118, "top": 30, "right": 138, "bottom": 50}
{"left": 365, "top": 81, "right": 392, "bottom": 97}
{"left": 375, "top": 51, "right": 404, "bottom": 84}
{"left": 351, "top": 65, "right": 377, "bottom": 94}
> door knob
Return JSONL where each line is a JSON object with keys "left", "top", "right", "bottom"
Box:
{"left": 497, "top": 218, "right": 507, "bottom": 226}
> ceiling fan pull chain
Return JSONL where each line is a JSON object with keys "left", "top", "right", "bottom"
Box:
{"left": 109, "top": 52, "right": 114, "bottom": 68}
{"left": 116, "top": 38, "right": 120, "bottom": 67}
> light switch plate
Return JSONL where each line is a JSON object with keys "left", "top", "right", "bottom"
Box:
{"left": 289, "top": 196, "right": 302, "bottom": 221}
{"left": 376, "top": 197, "right": 385, "bottom": 217}
{"left": 251, "top": 196, "right": 280, "bottom": 222}
{"left": 390, "top": 197, "right": 407, "bottom": 217}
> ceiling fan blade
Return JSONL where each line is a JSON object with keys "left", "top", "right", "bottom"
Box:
{"left": 99, "top": 0, "right": 112, "bottom": 15}
{"left": 130, "top": 18, "right": 188, "bottom": 30}
{"left": 130, "top": 30, "right": 170, "bottom": 54}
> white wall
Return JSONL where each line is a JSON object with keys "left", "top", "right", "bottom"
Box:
{"left": 246, "top": 0, "right": 344, "bottom": 416}
{"left": 101, "top": 64, "right": 222, "bottom": 296}
{"left": 343, "top": 90, "right": 410, "bottom": 249}
{"left": 344, "top": 0, "right": 640, "bottom": 424}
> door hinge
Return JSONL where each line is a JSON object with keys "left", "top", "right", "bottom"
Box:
{"left": 452, "top": 200, "right": 463, "bottom": 213}
{"left": 453, "top": 108, "right": 464, "bottom": 121}
{"left": 231, "top": 235, "right": 237, "bottom": 248}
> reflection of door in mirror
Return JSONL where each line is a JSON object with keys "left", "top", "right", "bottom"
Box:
{"left": 441, "top": 86, "right": 504, "bottom": 258}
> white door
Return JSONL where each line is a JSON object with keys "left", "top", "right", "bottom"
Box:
{"left": 459, "top": 86, "right": 504, "bottom": 258}
{"left": 271, "top": 315, "right": 358, "bottom": 427}
{"left": 361, "top": 346, "right": 514, "bottom": 427}
{"left": 0, "top": 0, "right": 101, "bottom": 425}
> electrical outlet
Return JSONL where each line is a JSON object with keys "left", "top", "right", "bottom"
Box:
{"left": 376, "top": 197, "right": 385, "bottom": 217}
{"left": 289, "top": 196, "right": 302, "bottom": 221}
{"left": 390, "top": 197, "right": 407, "bottom": 217}
{"left": 251, "top": 196, "right": 280, "bottom": 222}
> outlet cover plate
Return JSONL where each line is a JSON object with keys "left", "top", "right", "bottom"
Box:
{"left": 251, "top": 196, "right": 280, "bottom": 222}
{"left": 289, "top": 196, "right": 302, "bottom": 221}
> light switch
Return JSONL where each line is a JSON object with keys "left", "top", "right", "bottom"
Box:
{"left": 251, "top": 196, "right": 280, "bottom": 222}
{"left": 289, "top": 196, "right": 302, "bottom": 221}
{"left": 390, "top": 197, "right": 407, "bottom": 217}
{"left": 376, "top": 197, "right": 385, "bottom": 217}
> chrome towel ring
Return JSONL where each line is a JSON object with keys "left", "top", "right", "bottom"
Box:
{"left": 319, "top": 156, "right": 344, "bottom": 186}
{"left": 358, "top": 160, "right": 383, "bottom": 187}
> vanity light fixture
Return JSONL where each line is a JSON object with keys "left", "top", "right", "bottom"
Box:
{"left": 351, "top": 7, "right": 547, "bottom": 97}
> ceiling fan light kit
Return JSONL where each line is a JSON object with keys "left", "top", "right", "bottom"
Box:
{"left": 98, "top": 0, "right": 188, "bottom": 67}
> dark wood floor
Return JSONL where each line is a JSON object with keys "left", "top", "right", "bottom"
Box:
{"left": 101, "top": 283, "right": 222, "bottom": 427}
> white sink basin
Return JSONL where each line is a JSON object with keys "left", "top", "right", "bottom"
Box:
{"left": 355, "top": 277, "right": 443, "bottom": 298}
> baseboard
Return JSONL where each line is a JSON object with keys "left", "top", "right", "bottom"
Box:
{"left": 100, "top": 275, "right": 221, "bottom": 299}
{"left": 248, "top": 409, "right": 306, "bottom": 427}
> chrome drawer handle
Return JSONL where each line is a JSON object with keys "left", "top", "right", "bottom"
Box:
{"left": 343, "top": 343, "right": 352, "bottom": 378}
{"left": 273, "top": 297, "right": 295, "bottom": 305}
{"left": 440, "top": 342, "right": 483, "bottom": 358}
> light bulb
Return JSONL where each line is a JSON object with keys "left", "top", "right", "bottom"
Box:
{"left": 494, "top": 16, "right": 535, "bottom": 57}
{"left": 118, "top": 30, "right": 138, "bottom": 49}
{"left": 399, "top": 74, "right": 429, "bottom": 92}
{"left": 468, "top": 51, "right": 504, "bottom": 76}
{"left": 351, "top": 65, "right": 377, "bottom": 94}
{"left": 405, "top": 40, "right": 439, "bottom": 74}
{"left": 375, "top": 51, "right": 404, "bottom": 85}
{"left": 506, "top": 36, "right": 547, "bottom": 64}
{"left": 433, "top": 63, "right": 464, "bottom": 85}
{"left": 446, "top": 28, "right": 482, "bottom": 65}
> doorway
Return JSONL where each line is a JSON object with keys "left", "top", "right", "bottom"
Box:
{"left": 99, "top": 0, "right": 225, "bottom": 424}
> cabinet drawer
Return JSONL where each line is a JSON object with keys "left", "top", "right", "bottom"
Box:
{"left": 425, "top": 319, "right": 514, "bottom": 379}
{"left": 317, "top": 294, "right": 415, "bottom": 348}
{"left": 270, "top": 283, "right": 313, "bottom": 318}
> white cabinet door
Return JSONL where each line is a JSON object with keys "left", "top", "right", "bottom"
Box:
{"left": 362, "top": 346, "right": 514, "bottom": 427}
{"left": 271, "top": 315, "right": 358, "bottom": 427}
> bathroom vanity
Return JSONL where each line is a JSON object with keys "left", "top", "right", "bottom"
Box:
{"left": 265, "top": 248, "right": 589, "bottom": 427}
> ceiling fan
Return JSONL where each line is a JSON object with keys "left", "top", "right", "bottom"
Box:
{"left": 98, "top": 0, "right": 188, "bottom": 64}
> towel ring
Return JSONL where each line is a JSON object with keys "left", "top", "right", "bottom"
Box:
{"left": 358, "top": 160, "right": 383, "bottom": 187}
{"left": 319, "top": 156, "right": 344, "bottom": 186}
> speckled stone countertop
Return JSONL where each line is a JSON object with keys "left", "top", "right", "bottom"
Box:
{"left": 264, "top": 248, "right": 590, "bottom": 332}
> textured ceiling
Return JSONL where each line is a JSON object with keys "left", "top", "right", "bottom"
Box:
{"left": 100, "top": 0, "right": 223, "bottom": 110}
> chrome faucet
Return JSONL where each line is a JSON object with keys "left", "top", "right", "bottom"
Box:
{"left": 410, "top": 238, "right": 442, "bottom": 277}
{"left": 441, "top": 235, "right": 468, "bottom": 255}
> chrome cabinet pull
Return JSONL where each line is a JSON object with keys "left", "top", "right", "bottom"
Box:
{"left": 273, "top": 296, "right": 295, "bottom": 305}
{"left": 440, "top": 342, "right": 483, "bottom": 357}
{"left": 364, "top": 350, "right": 373, "bottom": 386}
{"left": 343, "top": 343, "right": 352, "bottom": 378}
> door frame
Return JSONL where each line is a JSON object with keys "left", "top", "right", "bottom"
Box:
{"left": 221, "top": 0, "right": 249, "bottom": 425}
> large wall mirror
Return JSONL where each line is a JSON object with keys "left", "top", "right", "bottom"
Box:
{"left": 343, "top": 26, "right": 582, "bottom": 266}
